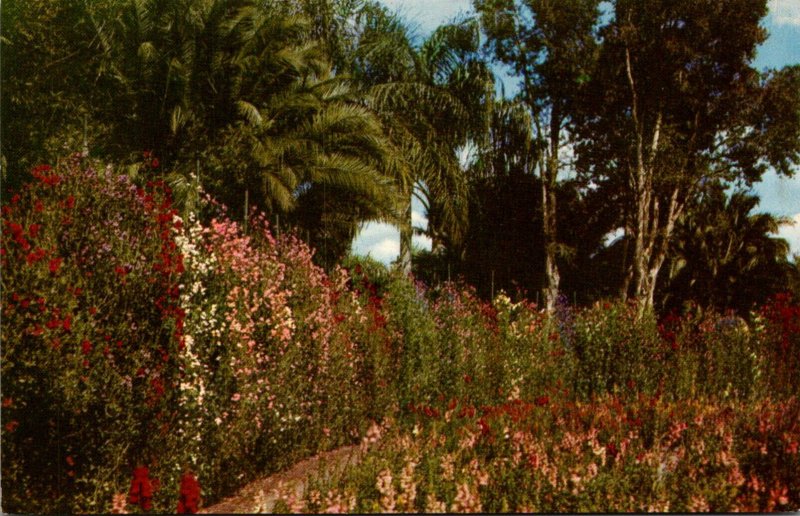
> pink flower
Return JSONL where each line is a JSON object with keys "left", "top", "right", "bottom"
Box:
{"left": 231, "top": 393, "right": 241, "bottom": 402}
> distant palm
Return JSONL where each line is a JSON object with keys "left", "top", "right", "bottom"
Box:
{"left": 88, "top": 0, "right": 396, "bottom": 222}
{"left": 350, "top": 8, "right": 493, "bottom": 272}
{"left": 660, "top": 183, "right": 793, "bottom": 312}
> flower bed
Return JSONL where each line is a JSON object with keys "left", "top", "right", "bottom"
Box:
{"left": 2, "top": 157, "right": 798, "bottom": 512}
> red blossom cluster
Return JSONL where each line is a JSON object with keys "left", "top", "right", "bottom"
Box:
{"left": 142, "top": 181, "right": 186, "bottom": 347}
{"left": 142, "top": 150, "right": 159, "bottom": 169}
{"left": 5, "top": 220, "right": 31, "bottom": 251}
{"left": 127, "top": 466, "right": 154, "bottom": 511}
{"left": 353, "top": 268, "right": 387, "bottom": 329}
{"left": 658, "top": 311, "right": 683, "bottom": 351}
{"left": 762, "top": 293, "right": 800, "bottom": 352}
{"left": 176, "top": 470, "right": 201, "bottom": 513}
{"left": 30, "top": 164, "right": 62, "bottom": 187}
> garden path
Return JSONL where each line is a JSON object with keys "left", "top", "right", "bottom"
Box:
{"left": 199, "top": 445, "right": 363, "bottom": 513}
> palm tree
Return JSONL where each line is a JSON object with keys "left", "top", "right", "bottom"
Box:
{"left": 83, "top": 0, "right": 398, "bottom": 228}
{"left": 349, "top": 7, "right": 493, "bottom": 273}
{"left": 659, "top": 183, "right": 794, "bottom": 313}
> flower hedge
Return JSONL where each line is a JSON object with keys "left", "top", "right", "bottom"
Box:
{"left": 1, "top": 158, "right": 396, "bottom": 512}
{"left": 2, "top": 157, "right": 799, "bottom": 513}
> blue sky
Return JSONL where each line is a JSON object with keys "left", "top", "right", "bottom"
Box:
{"left": 352, "top": 0, "right": 800, "bottom": 263}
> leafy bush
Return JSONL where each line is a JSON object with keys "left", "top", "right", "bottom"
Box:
{"left": 2, "top": 157, "right": 188, "bottom": 512}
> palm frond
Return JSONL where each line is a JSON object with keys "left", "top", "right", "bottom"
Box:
{"left": 236, "top": 100, "right": 263, "bottom": 127}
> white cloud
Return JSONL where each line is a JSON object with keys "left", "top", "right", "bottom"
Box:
{"left": 415, "top": 233, "right": 433, "bottom": 250}
{"left": 776, "top": 213, "right": 800, "bottom": 256}
{"left": 369, "top": 237, "right": 401, "bottom": 263}
{"left": 602, "top": 227, "right": 625, "bottom": 247}
{"left": 411, "top": 209, "right": 428, "bottom": 228}
{"left": 769, "top": 0, "right": 800, "bottom": 26}
{"left": 753, "top": 169, "right": 800, "bottom": 217}
{"left": 352, "top": 207, "right": 432, "bottom": 264}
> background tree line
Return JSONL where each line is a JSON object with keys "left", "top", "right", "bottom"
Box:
{"left": 3, "top": 0, "right": 799, "bottom": 315}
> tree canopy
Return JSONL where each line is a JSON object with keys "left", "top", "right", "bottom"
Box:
{"left": 2, "top": 0, "right": 799, "bottom": 313}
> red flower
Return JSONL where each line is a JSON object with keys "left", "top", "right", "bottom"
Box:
{"left": 63, "top": 316, "right": 72, "bottom": 331}
{"left": 28, "top": 224, "right": 41, "bottom": 239}
{"left": 114, "top": 265, "right": 128, "bottom": 277}
{"left": 81, "top": 340, "right": 92, "bottom": 355}
{"left": 176, "top": 471, "right": 201, "bottom": 514}
{"left": 128, "top": 466, "right": 154, "bottom": 511}
{"left": 478, "top": 417, "right": 491, "bottom": 436}
{"left": 2, "top": 397, "right": 12, "bottom": 408}
{"left": 31, "top": 165, "right": 61, "bottom": 187}
{"left": 458, "top": 405, "right": 476, "bottom": 418}
{"left": 48, "top": 257, "right": 63, "bottom": 274}
{"left": 66, "top": 455, "right": 75, "bottom": 466}
{"left": 4, "top": 420, "right": 19, "bottom": 433}
{"left": 51, "top": 338, "right": 62, "bottom": 350}
{"left": 151, "top": 158, "right": 159, "bottom": 169}
{"left": 34, "top": 200, "right": 44, "bottom": 212}
{"left": 26, "top": 248, "right": 46, "bottom": 264}
{"left": 7, "top": 221, "right": 23, "bottom": 236}
{"left": 65, "top": 195, "right": 76, "bottom": 209}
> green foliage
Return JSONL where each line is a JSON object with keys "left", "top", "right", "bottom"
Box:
{"left": 659, "top": 182, "right": 797, "bottom": 314}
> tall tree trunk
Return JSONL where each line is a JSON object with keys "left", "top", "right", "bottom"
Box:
{"left": 626, "top": 46, "right": 666, "bottom": 315}
{"left": 643, "top": 187, "right": 682, "bottom": 311}
{"left": 541, "top": 107, "right": 562, "bottom": 313}
{"left": 619, "top": 222, "right": 633, "bottom": 301}
{"left": 542, "top": 157, "right": 560, "bottom": 311}
{"left": 542, "top": 180, "right": 560, "bottom": 312}
{"left": 398, "top": 192, "right": 413, "bottom": 275}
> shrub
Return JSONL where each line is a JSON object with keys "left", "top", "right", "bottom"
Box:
{"left": 1, "top": 158, "right": 398, "bottom": 512}
{"left": 2, "top": 157, "right": 187, "bottom": 512}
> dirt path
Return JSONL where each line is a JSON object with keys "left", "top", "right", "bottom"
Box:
{"left": 199, "top": 445, "right": 364, "bottom": 514}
